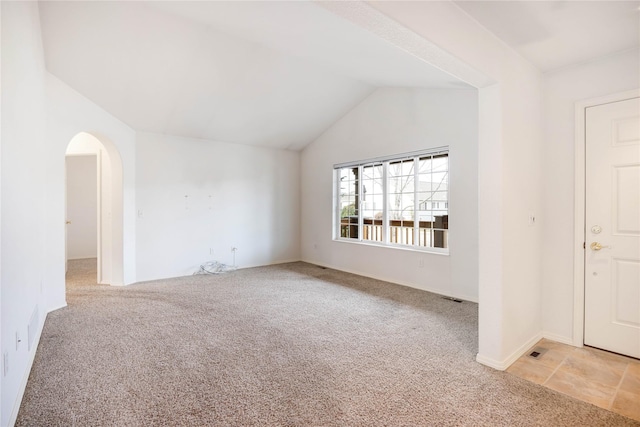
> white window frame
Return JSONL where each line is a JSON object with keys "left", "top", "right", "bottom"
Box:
{"left": 333, "top": 147, "right": 449, "bottom": 255}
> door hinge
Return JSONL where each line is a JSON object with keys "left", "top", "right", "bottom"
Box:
{"left": 583, "top": 242, "right": 586, "bottom": 249}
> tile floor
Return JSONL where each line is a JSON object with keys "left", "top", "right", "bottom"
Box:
{"left": 507, "top": 338, "right": 640, "bottom": 422}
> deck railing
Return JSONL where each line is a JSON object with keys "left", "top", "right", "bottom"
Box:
{"left": 340, "top": 216, "right": 448, "bottom": 248}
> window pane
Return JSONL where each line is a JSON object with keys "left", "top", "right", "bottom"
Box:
{"left": 431, "top": 172, "right": 448, "bottom": 189}
{"left": 417, "top": 175, "right": 433, "bottom": 192}
{"left": 361, "top": 163, "right": 383, "bottom": 242}
{"left": 432, "top": 191, "right": 448, "bottom": 204}
{"left": 401, "top": 160, "right": 415, "bottom": 176}
{"left": 388, "top": 161, "right": 399, "bottom": 176}
{"left": 388, "top": 177, "right": 403, "bottom": 192}
{"left": 416, "top": 154, "right": 448, "bottom": 248}
{"left": 432, "top": 156, "right": 448, "bottom": 172}
{"left": 373, "top": 165, "right": 383, "bottom": 179}
{"left": 337, "top": 167, "right": 359, "bottom": 239}
{"left": 335, "top": 150, "right": 448, "bottom": 251}
{"left": 419, "top": 156, "right": 432, "bottom": 173}
{"left": 388, "top": 194, "right": 403, "bottom": 213}
{"left": 388, "top": 158, "right": 416, "bottom": 247}
{"left": 388, "top": 175, "right": 414, "bottom": 194}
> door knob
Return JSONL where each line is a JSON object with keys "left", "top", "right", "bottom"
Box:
{"left": 590, "top": 242, "right": 610, "bottom": 251}
{"left": 65, "top": 221, "right": 71, "bottom": 225}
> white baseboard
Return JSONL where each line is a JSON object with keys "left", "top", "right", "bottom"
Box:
{"left": 476, "top": 331, "right": 543, "bottom": 371}
{"left": 542, "top": 332, "right": 576, "bottom": 347}
{"left": 475, "top": 354, "right": 506, "bottom": 370}
{"left": 242, "top": 259, "right": 303, "bottom": 270}
{"left": 47, "top": 303, "right": 67, "bottom": 313}
{"left": 302, "top": 259, "right": 478, "bottom": 303}
{"left": 8, "top": 312, "right": 48, "bottom": 427}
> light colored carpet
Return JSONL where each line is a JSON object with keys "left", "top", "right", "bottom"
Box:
{"left": 16, "top": 259, "right": 640, "bottom": 426}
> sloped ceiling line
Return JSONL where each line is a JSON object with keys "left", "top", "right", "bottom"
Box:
{"left": 38, "top": 1, "right": 473, "bottom": 151}
{"left": 319, "top": 1, "right": 494, "bottom": 88}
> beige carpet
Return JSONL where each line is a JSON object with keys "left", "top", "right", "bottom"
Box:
{"left": 16, "top": 259, "right": 640, "bottom": 426}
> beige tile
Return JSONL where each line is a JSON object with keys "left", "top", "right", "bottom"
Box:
{"left": 538, "top": 338, "right": 576, "bottom": 353}
{"left": 545, "top": 369, "right": 617, "bottom": 409}
{"left": 627, "top": 362, "right": 640, "bottom": 379}
{"left": 579, "top": 346, "right": 637, "bottom": 367}
{"left": 557, "top": 352, "right": 626, "bottom": 388}
{"left": 611, "top": 389, "right": 640, "bottom": 422}
{"left": 620, "top": 369, "right": 640, "bottom": 394}
{"left": 507, "top": 357, "right": 555, "bottom": 385}
{"left": 534, "top": 348, "right": 574, "bottom": 370}
{"left": 510, "top": 340, "right": 640, "bottom": 417}
{"left": 518, "top": 339, "right": 574, "bottom": 370}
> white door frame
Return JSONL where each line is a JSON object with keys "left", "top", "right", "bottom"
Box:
{"left": 572, "top": 88, "right": 640, "bottom": 347}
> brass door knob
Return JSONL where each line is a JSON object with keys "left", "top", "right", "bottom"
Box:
{"left": 590, "top": 242, "right": 610, "bottom": 251}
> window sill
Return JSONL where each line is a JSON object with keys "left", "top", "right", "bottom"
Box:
{"left": 333, "top": 238, "right": 450, "bottom": 256}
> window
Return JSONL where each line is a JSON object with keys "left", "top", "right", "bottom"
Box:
{"left": 335, "top": 148, "right": 449, "bottom": 252}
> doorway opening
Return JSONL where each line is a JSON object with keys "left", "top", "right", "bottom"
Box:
{"left": 65, "top": 153, "right": 100, "bottom": 285}
{"left": 65, "top": 132, "right": 122, "bottom": 287}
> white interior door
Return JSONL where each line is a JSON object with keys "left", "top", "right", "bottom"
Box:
{"left": 584, "top": 96, "right": 640, "bottom": 359}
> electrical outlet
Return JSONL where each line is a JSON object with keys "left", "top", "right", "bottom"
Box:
{"left": 3, "top": 353, "right": 8, "bottom": 377}
{"left": 419, "top": 258, "right": 425, "bottom": 268}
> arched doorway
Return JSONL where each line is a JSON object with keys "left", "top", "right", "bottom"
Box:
{"left": 64, "top": 132, "right": 124, "bottom": 285}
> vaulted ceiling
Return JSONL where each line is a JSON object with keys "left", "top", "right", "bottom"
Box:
{"left": 39, "top": 1, "right": 640, "bottom": 150}
{"left": 38, "top": 1, "right": 468, "bottom": 150}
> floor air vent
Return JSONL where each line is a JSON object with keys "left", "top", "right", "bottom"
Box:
{"left": 528, "top": 347, "right": 548, "bottom": 359}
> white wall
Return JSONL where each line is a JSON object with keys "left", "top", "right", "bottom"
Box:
{"left": 0, "top": 0, "right": 2, "bottom": 421}
{"left": 542, "top": 49, "right": 640, "bottom": 342}
{"left": 301, "top": 88, "right": 478, "bottom": 301}
{"left": 345, "top": 1, "right": 545, "bottom": 368}
{"left": 66, "top": 155, "right": 98, "bottom": 259}
{"left": 0, "top": 2, "right": 548, "bottom": 422}
{"left": 1, "top": 3, "right": 49, "bottom": 426}
{"left": 5, "top": 7, "right": 620, "bottom": 424}
{"left": 45, "top": 73, "right": 137, "bottom": 295}
{"left": 136, "top": 132, "right": 300, "bottom": 281}
{"left": 1, "top": 3, "right": 137, "bottom": 422}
